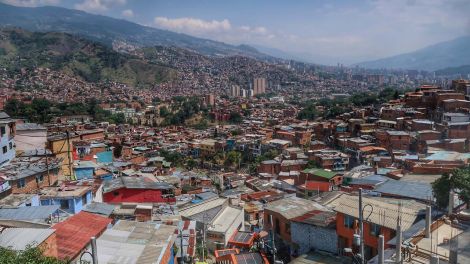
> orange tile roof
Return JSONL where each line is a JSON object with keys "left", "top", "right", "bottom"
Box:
{"left": 53, "top": 211, "right": 111, "bottom": 260}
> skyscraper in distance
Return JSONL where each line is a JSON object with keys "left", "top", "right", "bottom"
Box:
{"left": 253, "top": 77, "right": 267, "bottom": 95}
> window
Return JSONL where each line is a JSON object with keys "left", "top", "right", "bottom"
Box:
{"left": 2, "top": 146, "right": 7, "bottom": 154}
{"left": 344, "top": 215, "right": 355, "bottom": 229}
{"left": 60, "top": 200, "right": 69, "bottom": 210}
{"left": 9, "top": 142, "right": 13, "bottom": 149}
{"left": 275, "top": 218, "right": 280, "bottom": 235}
{"left": 0, "top": 126, "right": 5, "bottom": 137}
{"left": 82, "top": 193, "right": 88, "bottom": 205}
{"left": 17, "top": 178, "right": 26, "bottom": 189}
{"left": 113, "top": 191, "right": 119, "bottom": 196}
{"left": 370, "top": 223, "right": 381, "bottom": 237}
{"left": 285, "top": 222, "right": 291, "bottom": 234}
{"left": 36, "top": 174, "right": 44, "bottom": 183}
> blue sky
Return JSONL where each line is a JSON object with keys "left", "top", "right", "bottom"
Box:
{"left": 3, "top": 0, "right": 470, "bottom": 64}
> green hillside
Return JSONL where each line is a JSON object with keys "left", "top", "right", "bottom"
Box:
{"left": 0, "top": 28, "right": 176, "bottom": 88}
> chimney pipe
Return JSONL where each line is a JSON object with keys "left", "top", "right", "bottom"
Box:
{"left": 378, "top": 235, "right": 384, "bottom": 264}
{"left": 425, "top": 206, "right": 431, "bottom": 238}
{"left": 395, "top": 224, "right": 402, "bottom": 264}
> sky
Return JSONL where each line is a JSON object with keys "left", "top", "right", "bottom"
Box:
{"left": 2, "top": 0, "right": 470, "bottom": 64}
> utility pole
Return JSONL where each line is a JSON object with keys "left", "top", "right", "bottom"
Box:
{"left": 66, "top": 130, "right": 73, "bottom": 180}
{"left": 270, "top": 214, "right": 277, "bottom": 263}
{"left": 359, "top": 188, "right": 364, "bottom": 264}
{"left": 46, "top": 152, "right": 51, "bottom": 186}
{"left": 179, "top": 228, "right": 185, "bottom": 264}
{"left": 91, "top": 236, "right": 98, "bottom": 264}
{"left": 378, "top": 235, "right": 384, "bottom": 264}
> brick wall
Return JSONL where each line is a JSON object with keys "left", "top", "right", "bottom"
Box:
{"left": 11, "top": 173, "right": 58, "bottom": 194}
{"left": 40, "top": 232, "right": 58, "bottom": 258}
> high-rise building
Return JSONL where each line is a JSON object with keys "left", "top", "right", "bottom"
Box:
{"left": 230, "top": 85, "right": 241, "bottom": 97}
{"left": 253, "top": 77, "right": 267, "bottom": 95}
{"left": 205, "top": 94, "right": 215, "bottom": 106}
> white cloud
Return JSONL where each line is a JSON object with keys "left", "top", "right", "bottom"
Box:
{"left": 153, "top": 16, "right": 276, "bottom": 48}
{"left": 74, "top": 0, "right": 126, "bottom": 13}
{"left": 154, "top": 17, "right": 232, "bottom": 34}
{"left": 1, "top": 0, "right": 59, "bottom": 7}
{"left": 121, "top": 9, "right": 134, "bottom": 18}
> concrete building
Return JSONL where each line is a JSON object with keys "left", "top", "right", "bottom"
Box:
{"left": 14, "top": 123, "right": 47, "bottom": 151}
{"left": 253, "top": 78, "right": 267, "bottom": 95}
{"left": 231, "top": 85, "right": 241, "bottom": 97}
{"left": 0, "top": 112, "right": 15, "bottom": 168}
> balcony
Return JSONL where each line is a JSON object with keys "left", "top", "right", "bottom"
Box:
{"left": 0, "top": 181, "right": 11, "bottom": 194}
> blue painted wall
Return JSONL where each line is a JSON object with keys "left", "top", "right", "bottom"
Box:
{"left": 40, "top": 190, "right": 92, "bottom": 214}
{"left": 74, "top": 167, "right": 95, "bottom": 180}
{"left": 97, "top": 151, "right": 113, "bottom": 163}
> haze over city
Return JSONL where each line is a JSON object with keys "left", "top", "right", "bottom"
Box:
{"left": 2, "top": 0, "right": 470, "bottom": 64}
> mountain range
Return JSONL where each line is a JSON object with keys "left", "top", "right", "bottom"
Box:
{"left": 0, "top": 2, "right": 269, "bottom": 59}
{"left": 355, "top": 35, "right": 470, "bottom": 71}
{"left": 1, "top": 2, "right": 470, "bottom": 72}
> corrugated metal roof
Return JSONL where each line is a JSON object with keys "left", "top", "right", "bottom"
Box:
{"left": 373, "top": 180, "right": 433, "bottom": 201}
{"left": 265, "top": 196, "right": 328, "bottom": 220}
{"left": 179, "top": 198, "right": 227, "bottom": 218}
{"left": 0, "top": 228, "right": 55, "bottom": 250}
{"left": 103, "top": 177, "right": 174, "bottom": 193}
{"left": 96, "top": 220, "right": 176, "bottom": 264}
{"left": 83, "top": 202, "right": 116, "bottom": 217}
{"left": 0, "top": 205, "right": 59, "bottom": 222}
{"left": 327, "top": 194, "right": 421, "bottom": 230}
{"left": 53, "top": 211, "right": 112, "bottom": 260}
{"left": 209, "top": 206, "right": 243, "bottom": 233}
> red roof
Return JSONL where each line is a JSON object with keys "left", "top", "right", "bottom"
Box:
{"left": 53, "top": 211, "right": 112, "bottom": 260}
{"left": 299, "top": 181, "right": 331, "bottom": 192}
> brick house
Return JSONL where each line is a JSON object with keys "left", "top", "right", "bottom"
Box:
{"left": 299, "top": 168, "right": 342, "bottom": 186}
{"left": 327, "top": 194, "right": 422, "bottom": 261}
{"left": 0, "top": 228, "right": 58, "bottom": 258}
{"left": 1, "top": 160, "right": 60, "bottom": 195}
{"left": 264, "top": 196, "right": 328, "bottom": 244}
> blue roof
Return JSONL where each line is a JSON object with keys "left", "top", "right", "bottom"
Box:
{"left": 374, "top": 180, "right": 433, "bottom": 201}
{"left": 83, "top": 202, "right": 115, "bottom": 217}
{"left": 0, "top": 205, "right": 60, "bottom": 221}
{"left": 350, "top": 174, "right": 388, "bottom": 186}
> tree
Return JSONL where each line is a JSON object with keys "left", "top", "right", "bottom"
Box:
{"left": 109, "top": 113, "right": 126, "bottom": 124}
{"left": 306, "top": 160, "right": 320, "bottom": 169}
{"left": 226, "top": 151, "right": 242, "bottom": 168}
{"left": 432, "top": 167, "right": 470, "bottom": 209}
{"left": 186, "top": 158, "right": 198, "bottom": 170}
{"left": 228, "top": 111, "right": 243, "bottom": 123}
{"left": 113, "top": 144, "right": 123, "bottom": 158}
{"left": 159, "top": 106, "right": 169, "bottom": 117}
{"left": 297, "top": 103, "right": 318, "bottom": 120}
{"left": 0, "top": 245, "right": 66, "bottom": 264}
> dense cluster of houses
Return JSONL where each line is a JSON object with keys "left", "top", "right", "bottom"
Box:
{"left": 0, "top": 80, "right": 470, "bottom": 264}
